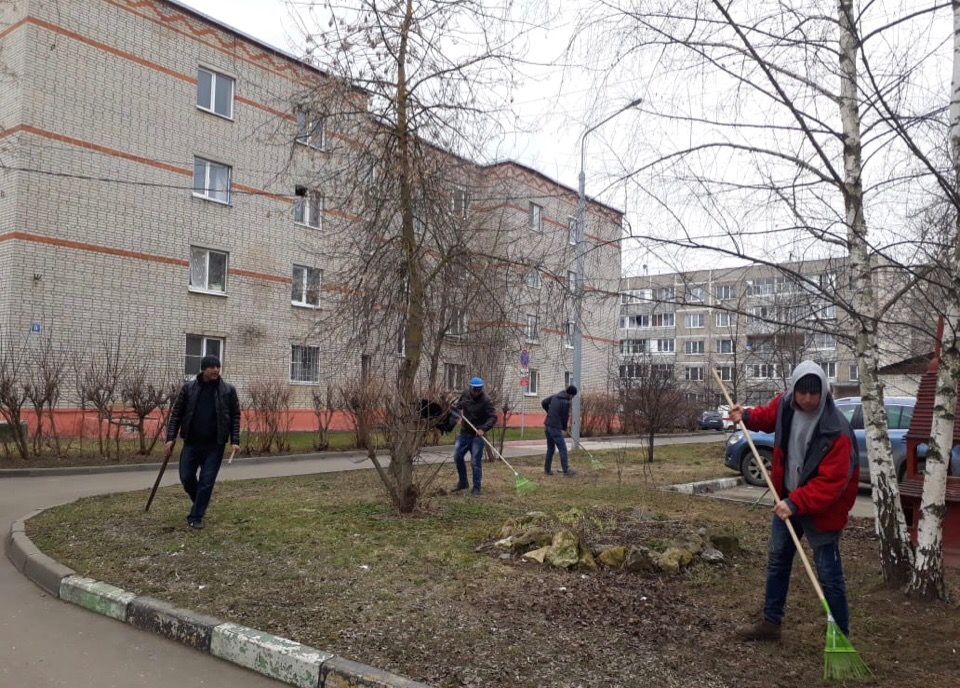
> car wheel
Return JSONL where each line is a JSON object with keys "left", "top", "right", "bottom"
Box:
{"left": 742, "top": 448, "right": 772, "bottom": 487}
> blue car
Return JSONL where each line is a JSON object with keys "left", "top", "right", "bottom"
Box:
{"left": 723, "top": 396, "right": 919, "bottom": 487}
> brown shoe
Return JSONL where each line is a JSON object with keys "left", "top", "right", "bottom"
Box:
{"left": 736, "top": 617, "right": 781, "bottom": 641}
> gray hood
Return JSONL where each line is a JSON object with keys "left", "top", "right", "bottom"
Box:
{"left": 784, "top": 361, "right": 829, "bottom": 491}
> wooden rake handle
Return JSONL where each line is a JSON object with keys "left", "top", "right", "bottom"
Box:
{"left": 711, "top": 369, "right": 828, "bottom": 607}
{"left": 457, "top": 413, "right": 520, "bottom": 475}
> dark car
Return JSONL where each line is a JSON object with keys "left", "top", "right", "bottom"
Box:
{"left": 722, "top": 396, "right": 948, "bottom": 487}
{"left": 698, "top": 410, "right": 725, "bottom": 431}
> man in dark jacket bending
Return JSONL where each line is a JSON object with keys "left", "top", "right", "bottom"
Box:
{"left": 541, "top": 385, "right": 578, "bottom": 476}
{"left": 165, "top": 355, "right": 241, "bottom": 529}
{"left": 451, "top": 377, "right": 497, "bottom": 496}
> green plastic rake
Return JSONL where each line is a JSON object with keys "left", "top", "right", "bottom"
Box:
{"left": 459, "top": 415, "right": 537, "bottom": 496}
{"left": 712, "top": 369, "right": 870, "bottom": 683}
{"left": 565, "top": 431, "right": 603, "bottom": 470}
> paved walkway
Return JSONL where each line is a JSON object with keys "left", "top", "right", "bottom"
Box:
{"left": 0, "top": 431, "right": 795, "bottom": 686}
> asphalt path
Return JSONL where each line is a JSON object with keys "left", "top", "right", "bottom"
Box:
{"left": 0, "top": 432, "right": 726, "bottom": 687}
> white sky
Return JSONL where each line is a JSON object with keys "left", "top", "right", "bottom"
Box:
{"left": 175, "top": 0, "right": 650, "bottom": 272}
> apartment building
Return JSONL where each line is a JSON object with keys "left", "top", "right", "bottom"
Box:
{"left": 618, "top": 258, "right": 927, "bottom": 407}
{"left": 0, "top": 0, "right": 622, "bottom": 425}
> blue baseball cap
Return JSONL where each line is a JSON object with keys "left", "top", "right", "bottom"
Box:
{"left": 469, "top": 377, "right": 484, "bottom": 388}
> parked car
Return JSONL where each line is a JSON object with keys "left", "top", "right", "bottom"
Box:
{"left": 697, "top": 410, "right": 724, "bottom": 431}
{"left": 721, "top": 396, "right": 960, "bottom": 487}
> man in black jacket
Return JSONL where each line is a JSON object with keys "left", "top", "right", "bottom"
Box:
{"left": 542, "top": 385, "right": 578, "bottom": 476}
{"left": 451, "top": 377, "right": 497, "bottom": 496}
{"left": 165, "top": 355, "right": 241, "bottom": 529}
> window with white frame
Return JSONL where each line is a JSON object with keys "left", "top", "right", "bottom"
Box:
{"left": 183, "top": 334, "right": 223, "bottom": 378}
{"left": 564, "top": 371, "right": 572, "bottom": 387}
{"left": 620, "top": 314, "right": 650, "bottom": 329}
{"left": 747, "top": 277, "right": 775, "bottom": 296}
{"left": 684, "top": 340, "right": 705, "bottom": 355}
{"left": 686, "top": 285, "right": 705, "bottom": 302}
{"left": 716, "top": 338, "right": 735, "bottom": 354}
{"left": 290, "top": 344, "right": 320, "bottom": 383}
{"left": 714, "top": 284, "right": 736, "bottom": 300}
{"left": 652, "top": 312, "right": 675, "bottom": 327}
{"left": 621, "top": 289, "right": 651, "bottom": 304}
{"left": 849, "top": 364, "right": 859, "bottom": 381}
{"left": 685, "top": 366, "right": 704, "bottom": 381}
{"left": 819, "top": 361, "right": 837, "bottom": 379}
{"left": 524, "top": 269, "right": 541, "bottom": 288}
{"left": 652, "top": 338, "right": 675, "bottom": 353}
{"left": 524, "top": 368, "right": 539, "bottom": 395}
{"left": 809, "top": 332, "right": 837, "bottom": 350}
{"left": 715, "top": 311, "right": 734, "bottom": 327}
{"left": 294, "top": 186, "right": 323, "bottom": 228}
{"left": 189, "top": 246, "right": 227, "bottom": 293}
{"left": 196, "top": 67, "right": 234, "bottom": 119}
{"left": 193, "top": 157, "right": 231, "bottom": 204}
{"left": 528, "top": 202, "right": 543, "bottom": 232}
{"left": 295, "top": 107, "right": 325, "bottom": 149}
{"left": 565, "top": 321, "right": 575, "bottom": 349}
{"left": 447, "top": 308, "right": 468, "bottom": 337}
{"left": 749, "top": 363, "right": 780, "bottom": 379}
{"left": 567, "top": 216, "right": 577, "bottom": 245}
{"left": 684, "top": 313, "right": 705, "bottom": 328}
{"left": 652, "top": 364, "right": 674, "bottom": 378}
{"left": 717, "top": 365, "right": 733, "bottom": 382}
{"left": 525, "top": 314, "right": 539, "bottom": 342}
{"left": 291, "top": 265, "right": 321, "bottom": 307}
{"left": 620, "top": 339, "right": 648, "bottom": 355}
{"left": 451, "top": 187, "right": 470, "bottom": 218}
{"left": 620, "top": 363, "right": 647, "bottom": 379}
{"left": 654, "top": 286, "right": 675, "bottom": 301}
{"left": 445, "top": 363, "right": 466, "bottom": 390}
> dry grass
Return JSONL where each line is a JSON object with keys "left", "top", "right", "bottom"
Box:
{"left": 27, "top": 443, "right": 960, "bottom": 688}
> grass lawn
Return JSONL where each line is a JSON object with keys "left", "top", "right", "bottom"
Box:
{"left": 26, "top": 442, "right": 960, "bottom": 687}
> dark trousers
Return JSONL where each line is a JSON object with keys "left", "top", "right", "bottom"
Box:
{"left": 178, "top": 442, "right": 225, "bottom": 522}
{"left": 453, "top": 432, "right": 485, "bottom": 490}
{"left": 544, "top": 425, "right": 569, "bottom": 473}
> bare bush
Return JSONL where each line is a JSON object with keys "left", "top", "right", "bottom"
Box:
{"left": 124, "top": 366, "right": 180, "bottom": 455}
{"left": 311, "top": 386, "right": 340, "bottom": 451}
{"left": 580, "top": 392, "right": 619, "bottom": 437}
{"left": 244, "top": 379, "right": 291, "bottom": 454}
{"left": 339, "top": 377, "right": 386, "bottom": 451}
{"left": 0, "top": 336, "right": 29, "bottom": 460}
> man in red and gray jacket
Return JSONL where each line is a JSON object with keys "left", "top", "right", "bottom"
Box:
{"left": 729, "top": 360, "right": 858, "bottom": 641}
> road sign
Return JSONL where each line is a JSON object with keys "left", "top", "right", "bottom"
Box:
{"left": 520, "top": 376, "right": 529, "bottom": 387}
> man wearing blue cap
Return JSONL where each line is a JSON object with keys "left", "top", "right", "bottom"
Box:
{"left": 451, "top": 377, "right": 497, "bottom": 496}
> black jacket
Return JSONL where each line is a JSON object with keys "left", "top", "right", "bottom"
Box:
{"left": 542, "top": 391, "right": 573, "bottom": 429}
{"left": 455, "top": 388, "right": 497, "bottom": 436}
{"left": 166, "top": 375, "right": 241, "bottom": 445}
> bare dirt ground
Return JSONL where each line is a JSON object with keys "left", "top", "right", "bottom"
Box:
{"left": 22, "top": 445, "right": 960, "bottom": 688}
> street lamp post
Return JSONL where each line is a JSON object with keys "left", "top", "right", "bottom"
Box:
{"left": 571, "top": 97, "right": 643, "bottom": 445}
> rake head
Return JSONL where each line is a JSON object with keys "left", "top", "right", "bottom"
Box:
{"left": 824, "top": 619, "right": 871, "bottom": 683}
{"left": 514, "top": 472, "right": 538, "bottom": 496}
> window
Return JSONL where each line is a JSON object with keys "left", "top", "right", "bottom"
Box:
{"left": 652, "top": 313, "right": 675, "bottom": 327}
{"left": 714, "top": 284, "right": 736, "bottom": 300}
{"left": 294, "top": 186, "right": 323, "bottom": 228}
{"left": 397, "top": 329, "right": 406, "bottom": 357}
{"left": 809, "top": 333, "right": 837, "bottom": 350}
{"left": 621, "top": 289, "right": 651, "bottom": 304}
{"left": 568, "top": 216, "right": 578, "bottom": 245}
{"left": 620, "top": 339, "right": 648, "bottom": 355}
{"left": 295, "top": 108, "right": 325, "bottom": 149}
{"left": 529, "top": 202, "right": 543, "bottom": 232}
{"left": 653, "top": 338, "right": 675, "bottom": 353}
{"left": 193, "top": 157, "right": 231, "bottom": 204}
{"left": 291, "top": 265, "right": 321, "bottom": 307}
{"left": 445, "top": 363, "right": 466, "bottom": 390}
{"left": 819, "top": 361, "right": 837, "bottom": 378}
{"left": 448, "top": 308, "right": 468, "bottom": 337}
{"left": 451, "top": 187, "right": 470, "bottom": 218}
{"left": 524, "top": 270, "right": 541, "bottom": 289}
{"left": 653, "top": 286, "right": 675, "bottom": 301}
{"left": 849, "top": 364, "right": 859, "bottom": 381}
{"left": 565, "top": 321, "right": 575, "bottom": 349}
{"left": 620, "top": 363, "right": 647, "bottom": 379}
{"left": 749, "top": 363, "right": 780, "bottom": 379}
{"left": 564, "top": 371, "right": 572, "bottom": 387}
{"left": 685, "top": 366, "right": 704, "bottom": 381}
{"left": 687, "top": 285, "right": 705, "bottom": 302}
{"left": 567, "top": 270, "right": 578, "bottom": 294}
{"left": 716, "top": 339, "right": 735, "bottom": 354}
{"left": 717, "top": 365, "right": 733, "bottom": 382}
{"left": 197, "top": 67, "right": 234, "bottom": 118}
{"left": 184, "top": 335, "right": 222, "bottom": 378}
{"left": 715, "top": 312, "right": 734, "bottom": 327}
{"left": 525, "top": 314, "right": 539, "bottom": 342}
{"left": 684, "top": 340, "right": 705, "bottom": 355}
{"left": 189, "top": 247, "right": 227, "bottom": 293}
{"left": 524, "top": 368, "right": 539, "bottom": 395}
{"left": 747, "top": 277, "right": 775, "bottom": 296}
{"left": 652, "top": 364, "right": 673, "bottom": 378}
{"left": 620, "top": 314, "right": 650, "bottom": 329}
{"left": 684, "top": 313, "right": 705, "bottom": 328}
{"left": 290, "top": 344, "right": 320, "bottom": 383}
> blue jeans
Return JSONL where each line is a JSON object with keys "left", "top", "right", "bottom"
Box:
{"left": 544, "top": 426, "right": 569, "bottom": 473}
{"left": 453, "top": 432, "right": 484, "bottom": 491}
{"left": 179, "top": 442, "right": 225, "bottom": 522}
{"left": 764, "top": 516, "right": 850, "bottom": 636}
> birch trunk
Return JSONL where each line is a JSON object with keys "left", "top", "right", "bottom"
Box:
{"left": 837, "top": 0, "right": 914, "bottom": 585}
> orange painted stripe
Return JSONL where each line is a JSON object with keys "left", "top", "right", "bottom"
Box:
{"left": 232, "top": 268, "right": 290, "bottom": 284}
{"left": 0, "top": 16, "right": 28, "bottom": 41}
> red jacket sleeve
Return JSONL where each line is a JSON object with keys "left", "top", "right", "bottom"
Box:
{"left": 787, "top": 433, "right": 855, "bottom": 517}
{"left": 743, "top": 394, "right": 783, "bottom": 434}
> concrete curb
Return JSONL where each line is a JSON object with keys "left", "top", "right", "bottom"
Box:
{"left": 6, "top": 514, "right": 431, "bottom": 688}
{"left": 663, "top": 476, "right": 743, "bottom": 494}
